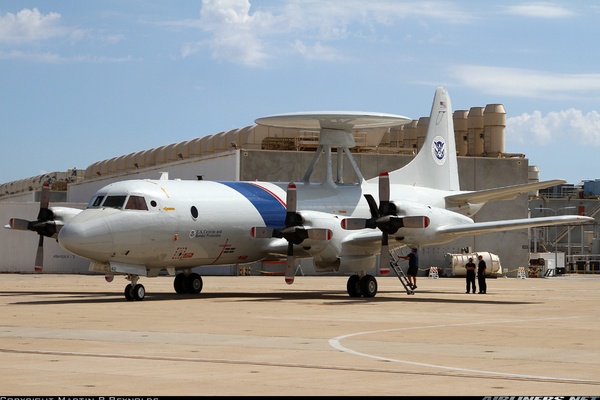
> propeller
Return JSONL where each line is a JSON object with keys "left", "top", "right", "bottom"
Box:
{"left": 250, "top": 182, "right": 331, "bottom": 284}
{"left": 281, "top": 183, "right": 302, "bottom": 284}
{"left": 6, "top": 182, "right": 57, "bottom": 272}
{"left": 341, "top": 172, "right": 429, "bottom": 271}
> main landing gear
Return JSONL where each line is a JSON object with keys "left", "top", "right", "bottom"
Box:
{"left": 173, "top": 272, "right": 203, "bottom": 295}
{"left": 124, "top": 274, "right": 146, "bottom": 301}
{"left": 123, "top": 272, "right": 204, "bottom": 301}
{"left": 346, "top": 274, "right": 378, "bottom": 298}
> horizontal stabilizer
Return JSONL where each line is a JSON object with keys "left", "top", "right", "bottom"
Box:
{"left": 446, "top": 179, "right": 566, "bottom": 206}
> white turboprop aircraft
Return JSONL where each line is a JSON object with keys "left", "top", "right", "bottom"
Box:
{"left": 5, "top": 87, "right": 593, "bottom": 300}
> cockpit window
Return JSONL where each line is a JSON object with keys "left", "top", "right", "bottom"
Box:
{"left": 102, "top": 195, "right": 127, "bottom": 209}
{"left": 86, "top": 194, "right": 148, "bottom": 210}
{"left": 87, "top": 195, "right": 105, "bottom": 208}
{"left": 125, "top": 195, "right": 148, "bottom": 210}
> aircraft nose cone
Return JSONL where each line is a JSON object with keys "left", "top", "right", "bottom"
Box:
{"left": 58, "top": 211, "right": 114, "bottom": 261}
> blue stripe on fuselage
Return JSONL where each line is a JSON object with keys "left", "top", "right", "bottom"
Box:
{"left": 219, "top": 182, "right": 286, "bottom": 227}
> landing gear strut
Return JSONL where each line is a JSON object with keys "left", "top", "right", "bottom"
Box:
{"left": 122, "top": 272, "right": 204, "bottom": 300}
{"left": 346, "top": 274, "right": 378, "bottom": 298}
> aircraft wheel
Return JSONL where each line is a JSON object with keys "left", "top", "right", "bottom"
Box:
{"left": 133, "top": 284, "right": 145, "bottom": 301}
{"left": 174, "top": 273, "right": 187, "bottom": 294}
{"left": 124, "top": 284, "right": 134, "bottom": 301}
{"left": 185, "top": 273, "right": 203, "bottom": 294}
{"left": 346, "top": 275, "right": 362, "bottom": 297}
{"left": 360, "top": 275, "right": 377, "bottom": 298}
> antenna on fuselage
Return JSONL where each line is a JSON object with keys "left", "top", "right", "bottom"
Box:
{"left": 300, "top": 128, "right": 360, "bottom": 186}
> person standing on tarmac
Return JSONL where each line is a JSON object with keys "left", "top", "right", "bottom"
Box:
{"left": 477, "top": 255, "right": 487, "bottom": 294}
{"left": 465, "top": 257, "right": 477, "bottom": 294}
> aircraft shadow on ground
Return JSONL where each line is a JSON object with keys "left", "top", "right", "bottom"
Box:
{"left": 0, "top": 288, "right": 535, "bottom": 306}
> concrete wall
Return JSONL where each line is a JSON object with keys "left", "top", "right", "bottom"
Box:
{"left": 67, "top": 151, "right": 239, "bottom": 203}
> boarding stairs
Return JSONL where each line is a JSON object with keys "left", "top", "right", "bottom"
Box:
{"left": 389, "top": 247, "right": 415, "bottom": 295}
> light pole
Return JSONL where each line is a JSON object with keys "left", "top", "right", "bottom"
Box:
{"left": 537, "top": 206, "right": 576, "bottom": 273}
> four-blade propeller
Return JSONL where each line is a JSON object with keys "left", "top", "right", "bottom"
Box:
{"left": 341, "top": 172, "right": 429, "bottom": 270}
{"left": 6, "top": 182, "right": 57, "bottom": 271}
{"left": 251, "top": 183, "right": 331, "bottom": 284}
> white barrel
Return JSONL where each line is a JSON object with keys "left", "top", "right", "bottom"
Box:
{"left": 445, "top": 252, "right": 502, "bottom": 276}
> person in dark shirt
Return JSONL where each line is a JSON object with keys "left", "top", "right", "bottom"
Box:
{"left": 465, "top": 257, "right": 476, "bottom": 294}
{"left": 477, "top": 255, "right": 487, "bottom": 294}
{"left": 401, "top": 247, "right": 419, "bottom": 289}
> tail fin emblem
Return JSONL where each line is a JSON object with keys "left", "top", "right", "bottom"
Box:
{"left": 432, "top": 135, "right": 446, "bottom": 165}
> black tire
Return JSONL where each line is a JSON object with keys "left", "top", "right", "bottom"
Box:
{"left": 347, "top": 275, "right": 362, "bottom": 297}
{"left": 185, "top": 273, "right": 203, "bottom": 294}
{"left": 360, "top": 275, "right": 378, "bottom": 298}
{"left": 124, "top": 283, "right": 134, "bottom": 301}
{"left": 174, "top": 273, "right": 187, "bottom": 294}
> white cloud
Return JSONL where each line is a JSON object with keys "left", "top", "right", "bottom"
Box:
{"left": 507, "top": 109, "right": 600, "bottom": 146}
{"left": 0, "top": 8, "right": 66, "bottom": 43}
{"left": 282, "top": 0, "right": 474, "bottom": 26}
{"left": 195, "top": 0, "right": 276, "bottom": 66}
{"left": 0, "top": 49, "right": 61, "bottom": 62}
{"left": 504, "top": 2, "right": 576, "bottom": 18}
{"left": 189, "top": 0, "right": 474, "bottom": 66}
{"left": 0, "top": 49, "right": 133, "bottom": 63}
{"left": 292, "top": 40, "right": 351, "bottom": 62}
{"left": 452, "top": 65, "right": 600, "bottom": 100}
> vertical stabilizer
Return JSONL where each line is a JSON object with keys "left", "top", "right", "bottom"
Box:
{"left": 388, "top": 87, "right": 459, "bottom": 191}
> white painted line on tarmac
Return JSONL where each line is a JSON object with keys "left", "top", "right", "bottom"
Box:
{"left": 329, "top": 315, "right": 600, "bottom": 384}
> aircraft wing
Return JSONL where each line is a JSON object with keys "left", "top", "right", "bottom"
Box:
{"left": 436, "top": 215, "right": 593, "bottom": 237}
{"left": 338, "top": 215, "right": 593, "bottom": 248}
{"left": 445, "top": 179, "right": 566, "bottom": 206}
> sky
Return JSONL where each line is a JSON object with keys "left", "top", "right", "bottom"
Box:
{"left": 1, "top": 0, "right": 600, "bottom": 186}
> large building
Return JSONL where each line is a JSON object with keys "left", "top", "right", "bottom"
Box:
{"left": 1, "top": 103, "right": 597, "bottom": 277}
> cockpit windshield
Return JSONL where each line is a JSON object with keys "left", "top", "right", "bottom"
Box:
{"left": 102, "top": 195, "right": 127, "bottom": 208}
{"left": 86, "top": 194, "right": 148, "bottom": 210}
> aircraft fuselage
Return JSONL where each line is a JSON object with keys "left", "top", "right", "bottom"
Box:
{"left": 56, "top": 178, "right": 469, "bottom": 272}
{"left": 58, "top": 179, "right": 353, "bottom": 268}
